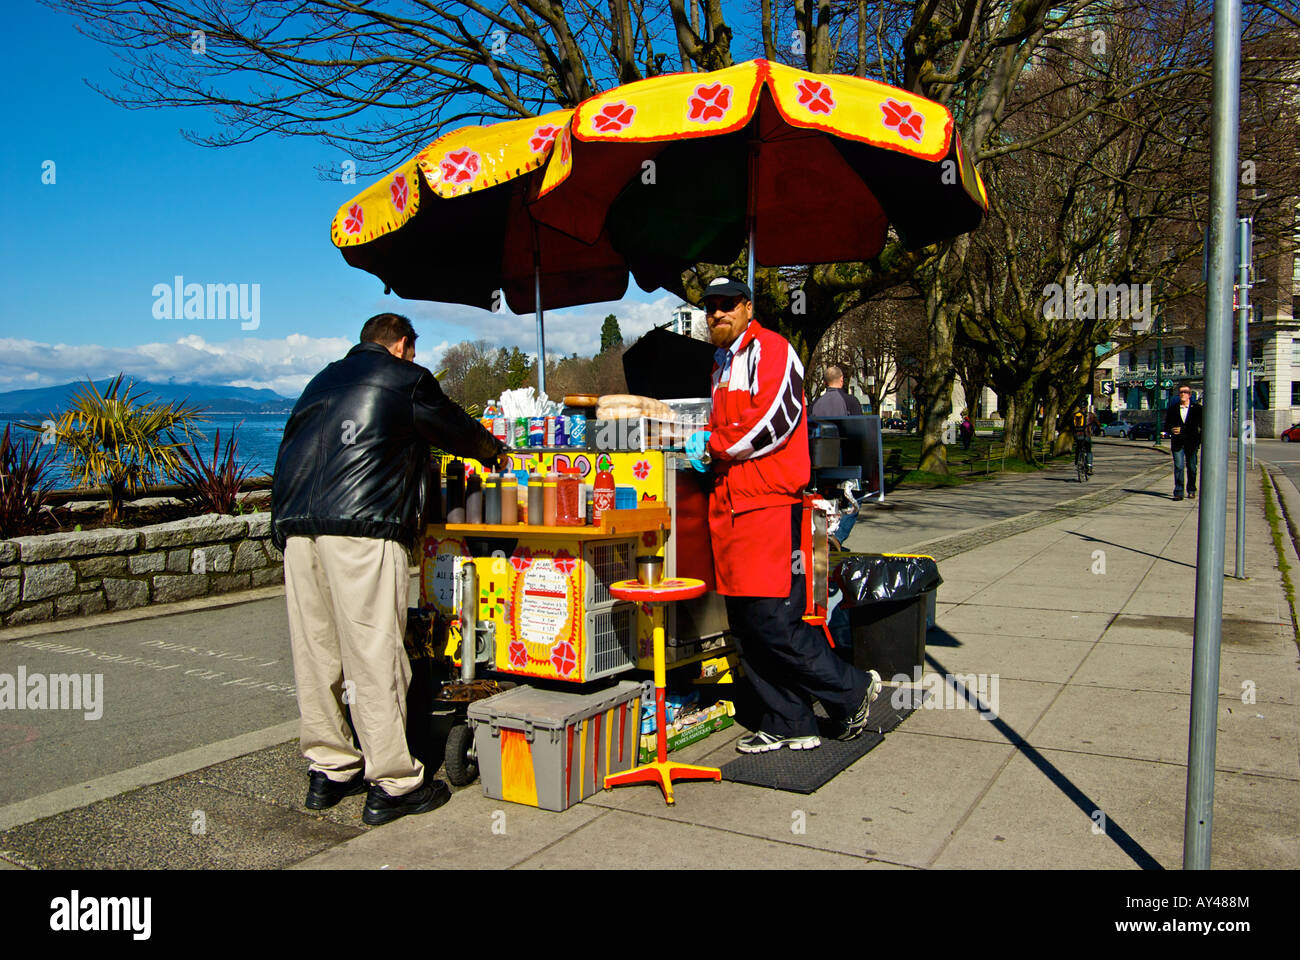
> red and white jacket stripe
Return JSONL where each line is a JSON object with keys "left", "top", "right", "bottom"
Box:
{"left": 708, "top": 318, "right": 811, "bottom": 513}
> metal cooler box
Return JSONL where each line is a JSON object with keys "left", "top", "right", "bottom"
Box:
{"left": 467, "top": 680, "right": 643, "bottom": 811}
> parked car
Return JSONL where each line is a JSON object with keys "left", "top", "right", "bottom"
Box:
{"left": 1280, "top": 424, "right": 1300, "bottom": 442}
{"left": 1128, "top": 422, "right": 1157, "bottom": 440}
{"left": 883, "top": 417, "right": 907, "bottom": 431}
{"left": 1101, "top": 420, "right": 1134, "bottom": 438}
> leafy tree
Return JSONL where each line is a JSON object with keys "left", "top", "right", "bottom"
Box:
{"left": 504, "top": 347, "right": 534, "bottom": 390}
{"left": 600, "top": 315, "right": 624, "bottom": 353}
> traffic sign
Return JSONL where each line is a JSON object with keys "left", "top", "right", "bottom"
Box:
{"left": 1161, "top": 379, "right": 1175, "bottom": 388}
{"left": 1143, "top": 378, "right": 1156, "bottom": 388}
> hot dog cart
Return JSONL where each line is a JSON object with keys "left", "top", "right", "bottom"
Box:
{"left": 415, "top": 401, "right": 838, "bottom": 808}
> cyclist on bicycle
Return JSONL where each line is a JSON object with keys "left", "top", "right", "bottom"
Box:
{"left": 1073, "top": 408, "right": 1093, "bottom": 475}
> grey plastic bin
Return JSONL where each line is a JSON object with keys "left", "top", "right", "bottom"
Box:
{"left": 468, "top": 681, "right": 643, "bottom": 811}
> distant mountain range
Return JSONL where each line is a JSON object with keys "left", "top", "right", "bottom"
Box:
{"left": 0, "top": 380, "right": 297, "bottom": 416}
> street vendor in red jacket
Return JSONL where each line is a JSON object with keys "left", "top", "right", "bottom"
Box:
{"left": 694, "top": 276, "right": 882, "bottom": 753}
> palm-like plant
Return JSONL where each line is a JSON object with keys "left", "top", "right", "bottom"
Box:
{"left": 0, "top": 424, "right": 59, "bottom": 537}
{"left": 174, "top": 426, "right": 257, "bottom": 515}
{"left": 31, "top": 375, "right": 204, "bottom": 522}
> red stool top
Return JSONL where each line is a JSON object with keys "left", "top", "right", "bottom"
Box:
{"left": 609, "top": 577, "right": 707, "bottom": 603}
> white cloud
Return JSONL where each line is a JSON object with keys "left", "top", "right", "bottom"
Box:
{"left": 0, "top": 334, "right": 353, "bottom": 397}
{"left": 0, "top": 294, "right": 686, "bottom": 397}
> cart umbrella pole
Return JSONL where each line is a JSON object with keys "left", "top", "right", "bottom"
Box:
{"left": 533, "top": 242, "right": 548, "bottom": 397}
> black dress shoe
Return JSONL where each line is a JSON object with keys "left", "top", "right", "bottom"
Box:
{"left": 362, "top": 780, "right": 451, "bottom": 826}
{"left": 1173, "top": 494, "right": 1184, "bottom": 501}
{"left": 305, "top": 770, "right": 366, "bottom": 810}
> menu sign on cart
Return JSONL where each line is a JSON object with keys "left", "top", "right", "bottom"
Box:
{"left": 507, "top": 548, "right": 584, "bottom": 680}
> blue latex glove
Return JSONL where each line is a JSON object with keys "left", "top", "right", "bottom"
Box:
{"left": 685, "top": 430, "right": 711, "bottom": 472}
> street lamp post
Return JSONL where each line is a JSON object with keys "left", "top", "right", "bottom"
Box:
{"left": 1154, "top": 306, "right": 1164, "bottom": 447}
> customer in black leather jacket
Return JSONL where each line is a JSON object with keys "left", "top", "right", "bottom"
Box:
{"left": 272, "top": 316, "right": 507, "bottom": 550}
{"left": 273, "top": 313, "right": 508, "bottom": 825}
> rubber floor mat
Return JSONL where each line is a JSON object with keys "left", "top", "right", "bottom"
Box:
{"left": 720, "top": 690, "right": 917, "bottom": 794}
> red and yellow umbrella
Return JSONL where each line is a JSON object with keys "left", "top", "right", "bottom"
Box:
{"left": 331, "top": 60, "right": 988, "bottom": 387}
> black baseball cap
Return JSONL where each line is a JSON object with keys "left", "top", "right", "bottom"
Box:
{"left": 699, "top": 276, "right": 752, "bottom": 304}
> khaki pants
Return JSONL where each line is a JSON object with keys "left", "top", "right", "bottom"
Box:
{"left": 284, "top": 535, "right": 423, "bottom": 796}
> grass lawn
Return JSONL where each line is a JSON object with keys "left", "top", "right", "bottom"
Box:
{"left": 881, "top": 433, "right": 1071, "bottom": 490}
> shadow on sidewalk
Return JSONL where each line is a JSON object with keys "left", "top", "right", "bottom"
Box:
{"left": 1064, "top": 531, "right": 1197, "bottom": 570}
{"left": 1121, "top": 488, "right": 1174, "bottom": 499}
{"left": 924, "top": 652, "right": 1165, "bottom": 870}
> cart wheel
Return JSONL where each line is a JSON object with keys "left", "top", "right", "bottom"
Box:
{"left": 444, "top": 723, "right": 478, "bottom": 786}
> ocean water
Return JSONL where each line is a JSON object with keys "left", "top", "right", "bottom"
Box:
{"left": 2, "top": 412, "right": 289, "bottom": 489}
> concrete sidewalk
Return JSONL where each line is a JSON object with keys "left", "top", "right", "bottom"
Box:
{"left": 292, "top": 459, "right": 1299, "bottom": 870}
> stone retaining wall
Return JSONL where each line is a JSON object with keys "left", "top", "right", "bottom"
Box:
{"left": 0, "top": 513, "right": 283, "bottom": 627}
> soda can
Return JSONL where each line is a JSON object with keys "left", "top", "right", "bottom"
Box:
{"left": 514, "top": 417, "right": 529, "bottom": 448}
{"left": 544, "top": 415, "right": 557, "bottom": 447}
{"left": 528, "top": 417, "right": 546, "bottom": 447}
{"left": 567, "top": 414, "right": 587, "bottom": 448}
{"left": 553, "top": 414, "right": 567, "bottom": 447}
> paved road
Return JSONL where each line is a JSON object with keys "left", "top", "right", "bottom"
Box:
{"left": 1256, "top": 437, "right": 1300, "bottom": 488}
{"left": 0, "top": 579, "right": 422, "bottom": 812}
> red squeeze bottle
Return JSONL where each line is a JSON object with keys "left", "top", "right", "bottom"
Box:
{"left": 592, "top": 459, "right": 616, "bottom": 526}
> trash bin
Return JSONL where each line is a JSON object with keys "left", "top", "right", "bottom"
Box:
{"left": 828, "top": 553, "right": 942, "bottom": 680}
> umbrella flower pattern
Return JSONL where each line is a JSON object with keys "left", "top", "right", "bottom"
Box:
{"left": 688, "top": 83, "right": 732, "bottom": 123}
{"left": 508, "top": 640, "right": 527, "bottom": 668}
{"left": 440, "top": 148, "right": 481, "bottom": 185}
{"left": 553, "top": 549, "right": 578, "bottom": 576}
{"left": 593, "top": 102, "right": 636, "bottom": 132}
{"left": 551, "top": 640, "right": 578, "bottom": 676}
{"left": 343, "top": 203, "right": 364, "bottom": 235}
{"left": 633, "top": 459, "right": 651, "bottom": 480}
{"left": 881, "top": 99, "right": 924, "bottom": 142}
{"left": 796, "top": 79, "right": 835, "bottom": 115}
{"left": 510, "top": 547, "right": 533, "bottom": 572}
{"left": 389, "top": 173, "right": 409, "bottom": 214}
{"left": 530, "top": 124, "right": 561, "bottom": 154}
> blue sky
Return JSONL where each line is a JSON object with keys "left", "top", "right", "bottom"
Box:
{"left": 0, "top": 1, "right": 703, "bottom": 397}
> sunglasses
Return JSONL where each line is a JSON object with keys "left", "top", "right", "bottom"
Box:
{"left": 704, "top": 296, "right": 744, "bottom": 313}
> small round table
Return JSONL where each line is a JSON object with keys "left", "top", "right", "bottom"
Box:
{"left": 603, "top": 577, "right": 721, "bottom": 804}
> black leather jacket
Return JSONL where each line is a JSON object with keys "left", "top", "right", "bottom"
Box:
{"left": 271, "top": 341, "right": 504, "bottom": 550}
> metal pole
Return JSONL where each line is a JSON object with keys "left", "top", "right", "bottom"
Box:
{"left": 1235, "top": 218, "right": 1251, "bottom": 578}
{"left": 1155, "top": 308, "right": 1163, "bottom": 446}
{"left": 1185, "top": 0, "right": 1239, "bottom": 870}
{"left": 534, "top": 251, "right": 547, "bottom": 397}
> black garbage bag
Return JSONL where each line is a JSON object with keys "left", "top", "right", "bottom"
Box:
{"left": 827, "top": 554, "right": 942, "bottom": 675}
{"left": 830, "top": 553, "right": 942, "bottom": 607}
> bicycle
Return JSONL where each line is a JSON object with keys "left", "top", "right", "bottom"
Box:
{"left": 1074, "top": 430, "right": 1092, "bottom": 482}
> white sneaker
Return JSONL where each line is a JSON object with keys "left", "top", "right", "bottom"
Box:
{"left": 736, "top": 731, "right": 821, "bottom": 753}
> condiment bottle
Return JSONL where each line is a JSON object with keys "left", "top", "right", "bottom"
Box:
{"left": 556, "top": 468, "right": 581, "bottom": 525}
{"left": 592, "top": 458, "right": 615, "bottom": 526}
{"left": 445, "top": 459, "right": 466, "bottom": 523}
{"left": 527, "top": 469, "right": 544, "bottom": 525}
{"left": 483, "top": 471, "right": 501, "bottom": 525}
{"left": 500, "top": 471, "right": 518, "bottom": 525}
{"left": 428, "top": 456, "right": 443, "bottom": 522}
{"left": 465, "top": 467, "right": 483, "bottom": 524}
{"left": 543, "top": 468, "right": 559, "bottom": 526}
